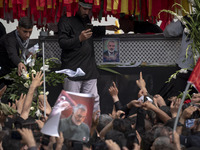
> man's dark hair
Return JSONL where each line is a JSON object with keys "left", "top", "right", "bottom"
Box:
{"left": 18, "top": 16, "right": 33, "bottom": 29}
{"left": 96, "top": 114, "right": 112, "bottom": 133}
{"left": 2, "top": 132, "right": 22, "bottom": 150}
{"left": 105, "top": 129, "right": 127, "bottom": 149}
{"left": 113, "top": 118, "right": 132, "bottom": 133}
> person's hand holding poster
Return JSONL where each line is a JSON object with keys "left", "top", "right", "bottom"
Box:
{"left": 41, "top": 90, "right": 94, "bottom": 142}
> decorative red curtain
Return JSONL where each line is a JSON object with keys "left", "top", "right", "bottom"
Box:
{"left": 0, "top": 0, "right": 191, "bottom": 28}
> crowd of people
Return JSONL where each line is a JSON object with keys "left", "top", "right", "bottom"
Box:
{"left": 0, "top": 0, "right": 199, "bottom": 149}
{"left": 0, "top": 69, "right": 199, "bottom": 150}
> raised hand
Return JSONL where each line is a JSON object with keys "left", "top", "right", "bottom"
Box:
{"left": 35, "top": 119, "right": 45, "bottom": 129}
{"left": 142, "top": 101, "right": 155, "bottom": 110}
{"left": 109, "top": 81, "right": 119, "bottom": 102}
{"left": 181, "top": 105, "right": 197, "bottom": 120}
{"left": 136, "top": 72, "right": 146, "bottom": 89}
{"left": 16, "top": 93, "right": 26, "bottom": 114}
{"left": 115, "top": 110, "right": 125, "bottom": 119}
{"left": 38, "top": 94, "right": 52, "bottom": 115}
{"left": 153, "top": 94, "right": 166, "bottom": 107}
{"left": 170, "top": 98, "right": 181, "bottom": 118}
{"left": 56, "top": 132, "right": 64, "bottom": 150}
{"left": 31, "top": 71, "right": 43, "bottom": 88}
{"left": 129, "top": 100, "right": 143, "bottom": 108}
{"left": 17, "top": 128, "right": 36, "bottom": 148}
{"left": 92, "top": 110, "right": 100, "bottom": 128}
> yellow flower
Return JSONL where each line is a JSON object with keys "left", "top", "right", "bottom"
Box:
{"left": 26, "top": 74, "right": 29, "bottom": 78}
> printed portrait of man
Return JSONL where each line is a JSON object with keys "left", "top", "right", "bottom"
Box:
{"left": 59, "top": 104, "right": 90, "bottom": 142}
{"left": 103, "top": 39, "right": 120, "bottom": 62}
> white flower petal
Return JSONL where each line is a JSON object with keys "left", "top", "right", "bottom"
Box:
{"left": 30, "top": 107, "right": 34, "bottom": 110}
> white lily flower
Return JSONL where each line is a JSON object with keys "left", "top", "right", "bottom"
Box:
{"left": 179, "top": 69, "right": 188, "bottom": 74}
{"left": 173, "top": 74, "right": 176, "bottom": 79}
{"left": 40, "top": 65, "right": 50, "bottom": 72}
{"left": 39, "top": 91, "right": 49, "bottom": 95}
{"left": 29, "top": 59, "right": 35, "bottom": 67}
{"left": 184, "top": 28, "right": 190, "bottom": 34}
{"left": 31, "top": 69, "right": 36, "bottom": 75}
{"left": 35, "top": 109, "right": 42, "bottom": 117}
{"left": 175, "top": 15, "right": 183, "bottom": 21}
{"left": 30, "top": 107, "right": 34, "bottom": 111}
{"left": 21, "top": 69, "right": 30, "bottom": 79}
{"left": 45, "top": 91, "right": 49, "bottom": 95}
{"left": 24, "top": 82, "right": 29, "bottom": 88}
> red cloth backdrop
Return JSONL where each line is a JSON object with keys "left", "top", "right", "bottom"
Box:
{"left": 0, "top": 0, "right": 190, "bottom": 28}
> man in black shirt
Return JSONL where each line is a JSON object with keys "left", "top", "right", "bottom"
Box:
{"left": 0, "top": 17, "right": 33, "bottom": 86}
{"left": 58, "top": 0, "right": 118, "bottom": 113}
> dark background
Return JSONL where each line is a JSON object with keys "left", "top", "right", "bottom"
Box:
{"left": 47, "top": 66, "right": 178, "bottom": 114}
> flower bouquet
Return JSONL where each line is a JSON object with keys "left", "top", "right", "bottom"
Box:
{"left": 2, "top": 45, "right": 66, "bottom": 118}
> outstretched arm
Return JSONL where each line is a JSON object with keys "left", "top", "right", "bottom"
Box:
{"left": 15, "top": 93, "right": 26, "bottom": 114}
{"left": 136, "top": 72, "right": 148, "bottom": 97}
{"left": 109, "top": 81, "right": 119, "bottom": 103}
{"left": 143, "top": 101, "right": 171, "bottom": 124}
{"left": 20, "top": 71, "right": 43, "bottom": 120}
{"left": 177, "top": 106, "right": 197, "bottom": 135}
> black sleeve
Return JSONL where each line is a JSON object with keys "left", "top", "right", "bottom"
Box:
{"left": 0, "top": 22, "right": 6, "bottom": 38}
{"left": 92, "top": 26, "right": 106, "bottom": 38}
{"left": 134, "top": 21, "right": 163, "bottom": 33}
{"left": 114, "top": 101, "right": 130, "bottom": 117}
{"left": 135, "top": 108, "right": 145, "bottom": 135}
{"left": 5, "top": 34, "right": 21, "bottom": 66}
{"left": 58, "top": 16, "right": 81, "bottom": 50}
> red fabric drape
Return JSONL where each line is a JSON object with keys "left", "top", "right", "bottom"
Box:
{"left": 0, "top": 0, "right": 187, "bottom": 28}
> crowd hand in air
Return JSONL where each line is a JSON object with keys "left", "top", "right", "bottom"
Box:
{"left": 136, "top": 72, "right": 148, "bottom": 96}
{"left": 109, "top": 81, "right": 119, "bottom": 103}
{"left": 38, "top": 94, "right": 52, "bottom": 116}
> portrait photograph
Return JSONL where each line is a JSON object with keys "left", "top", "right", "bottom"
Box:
{"left": 102, "top": 38, "right": 120, "bottom": 63}
{"left": 42, "top": 90, "right": 95, "bottom": 142}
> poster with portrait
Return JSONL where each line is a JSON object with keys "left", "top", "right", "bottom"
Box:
{"left": 103, "top": 38, "right": 120, "bottom": 63}
{"left": 41, "top": 90, "right": 95, "bottom": 142}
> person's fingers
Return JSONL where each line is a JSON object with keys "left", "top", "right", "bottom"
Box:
{"left": 170, "top": 100, "right": 174, "bottom": 107}
{"left": 22, "top": 94, "right": 26, "bottom": 100}
{"left": 113, "top": 81, "right": 116, "bottom": 88}
{"left": 140, "top": 72, "right": 143, "bottom": 79}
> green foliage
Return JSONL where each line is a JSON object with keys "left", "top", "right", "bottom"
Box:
{"left": 2, "top": 57, "right": 66, "bottom": 118}
{"left": 159, "top": 1, "right": 200, "bottom": 65}
{"left": 160, "top": 1, "right": 200, "bottom": 83}
{"left": 97, "top": 64, "right": 121, "bottom": 75}
{"left": 177, "top": 89, "right": 192, "bottom": 100}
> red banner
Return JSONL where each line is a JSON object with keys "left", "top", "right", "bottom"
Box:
{"left": 188, "top": 58, "right": 200, "bottom": 92}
